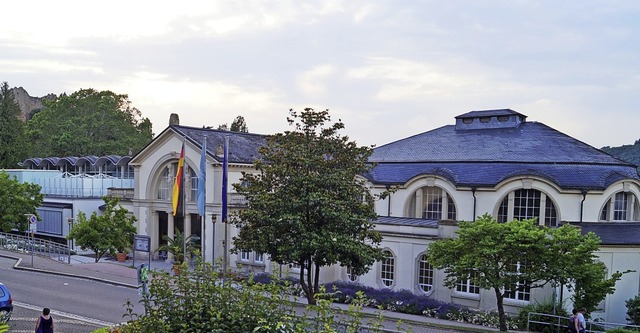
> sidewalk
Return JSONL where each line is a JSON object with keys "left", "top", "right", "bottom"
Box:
{"left": 0, "top": 249, "right": 172, "bottom": 288}
{"left": 0, "top": 249, "right": 501, "bottom": 332}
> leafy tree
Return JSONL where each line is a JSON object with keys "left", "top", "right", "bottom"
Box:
{"left": 0, "top": 82, "right": 27, "bottom": 168}
{"left": 26, "top": 89, "right": 153, "bottom": 157}
{"left": 427, "top": 214, "right": 626, "bottom": 332}
{"left": 67, "top": 196, "right": 137, "bottom": 262}
{"left": 0, "top": 171, "right": 43, "bottom": 232}
{"left": 217, "top": 115, "right": 249, "bottom": 132}
{"left": 230, "top": 115, "right": 248, "bottom": 132}
{"left": 626, "top": 295, "right": 640, "bottom": 325}
{"left": 232, "top": 108, "right": 385, "bottom": 305}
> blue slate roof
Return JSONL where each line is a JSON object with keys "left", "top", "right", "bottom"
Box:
{"left": 367, "top": 111, "right": 639, "bottom": 190}
{"left": 573, "top": 222, "right": 640, "bottom": 246}
{"left": 373, "top": 216, "right": 439, "bottom": 228}
{"left": 172, "top": 125, "right": 266, "bottom": 164}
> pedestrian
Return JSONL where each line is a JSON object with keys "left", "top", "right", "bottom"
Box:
{"left": 568, "top": 308, "right": 579, "bottom": 333}
{"left": 34, "top": 307, "right": 54, "bottom": 333}
{"left": 577, "top": 307, "right": 587, "bottom": 333}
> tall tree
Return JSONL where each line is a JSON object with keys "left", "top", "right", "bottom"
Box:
{"left": 0, "top": 171, "right": 44, "bottom": 232}
{"left": 0, "top": 82, "right": 27, "bottom": 168}
{"left": 427, "top": 214, "right": 625, "bottom": 331}
{"left": 230, "top": 115, "right": 248, "bottom": 132}
{"left": 217, "top": 115, "right": 249, "bottom": 132}
{"left": 25, "top": 89, "right": 153, "bottom": 157}
{"left": 232, "top": 108, "right": 384, "bottom": 305}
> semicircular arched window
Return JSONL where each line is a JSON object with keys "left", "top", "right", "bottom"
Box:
{"left": 497, "top": 189, "right": 558, "bottom": 227}
{"left": 407, "top": 186, "right": 456, "bottom": 220}
{"left": 600, "top": 192, "right": 639, "bottom": 222}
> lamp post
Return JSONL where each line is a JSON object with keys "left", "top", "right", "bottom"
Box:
{"left": 67, "top": 218, "right": 74, "bottom": 250}
{"left": 24, "top": 214, "right": 37, "bottom": 267}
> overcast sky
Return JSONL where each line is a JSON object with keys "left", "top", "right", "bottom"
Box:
{"left": 2, "top": 1, "right": 639, "bottom": 149}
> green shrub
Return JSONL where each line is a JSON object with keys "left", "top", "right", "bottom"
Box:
{"left": 514, "top": 300, "right": 570, "bottom": 333}
{"left": 626, "top": 295, "right": 640, "bottom": 325}
{"left": 120, "top": 257, "right": 392, "bottom": 333}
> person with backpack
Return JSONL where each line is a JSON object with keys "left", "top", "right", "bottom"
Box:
{"left": 568, "top": 309, "right": 579, "bottom": 333}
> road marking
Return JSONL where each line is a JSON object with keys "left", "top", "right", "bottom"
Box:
{"left": 13, "top": 301, "right": 116, "bottom": 327}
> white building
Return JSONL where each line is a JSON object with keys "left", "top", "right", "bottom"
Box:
{"left": 114, "top": 109, "right": 640, "bottom": 323}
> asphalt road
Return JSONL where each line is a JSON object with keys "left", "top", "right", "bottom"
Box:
{"left": 0, "top": 257, "right": 143, "bottom": 332}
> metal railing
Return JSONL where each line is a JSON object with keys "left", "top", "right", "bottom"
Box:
{"left": 0, "top": 232, "right": 71, "bottom": 264}
{"left": 528, "top": 311, "right": 640, "bottom": 333}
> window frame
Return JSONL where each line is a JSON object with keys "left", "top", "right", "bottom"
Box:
{"left": 455, "top": 270, "right": 480, "bottom": 295}
{"left": 379, "top": 250, "right": 396, "bottom": 288}
{"left": 600, "top": 191, "right": 639, "bottom": 222}
{"left": 417, "top": 254, "right": 434, "bottom": 293}
{"left": 407, "top": 186, "right": 457, "bottom": 221}
{"left": 496, "top": 188, "right": 559, "bottom": 226}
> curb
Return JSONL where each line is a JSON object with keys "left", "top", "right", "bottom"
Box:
{"left": 0, "top": 253, "right": 138, "bottom": 289}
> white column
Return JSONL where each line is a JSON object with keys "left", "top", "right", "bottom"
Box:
{"left": 185, "top": 213, "right": 192, "bottom": 238}
{"left": 167, "top": 212, "right": 175, "bottom": 261}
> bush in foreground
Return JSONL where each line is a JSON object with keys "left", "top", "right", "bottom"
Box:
{"left": 114, "top": 259, "right": 397, "bottom": 333}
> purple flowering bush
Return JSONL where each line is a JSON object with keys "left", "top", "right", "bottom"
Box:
{"left": 322, "top": 281, "right": 463, "bottom": 318}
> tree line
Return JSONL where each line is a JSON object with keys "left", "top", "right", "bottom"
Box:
{"left": 0, "top": 81, "right": 250, "bottom": 168}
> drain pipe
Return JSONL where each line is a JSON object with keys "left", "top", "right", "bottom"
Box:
{"left": 580, "top": 189, "right": 588, "bottom": 223}
{"left": 386, "top": 185, "right": 391, "bottom": 217}
{"left": 471, "top": 187, "right": 477, "bottom": 222}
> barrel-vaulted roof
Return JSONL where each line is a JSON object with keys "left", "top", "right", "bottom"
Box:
{"left": 20, "top": 155, "right": 131, "bottom": 168}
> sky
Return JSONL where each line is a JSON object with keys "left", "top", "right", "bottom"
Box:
{"left": 2, "top": 1, "right": 639, "bottom": 149}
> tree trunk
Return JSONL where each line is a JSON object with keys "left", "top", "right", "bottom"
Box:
{"left": 299, "top": 259, "right": 316, "bottom": 305}
{"left": 493, "top": 288, "right": 508, "bottom": 331}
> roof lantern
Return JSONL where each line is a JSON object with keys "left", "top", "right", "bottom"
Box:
{"left": 455, "top": 109, "right": 527, "bottom": 130}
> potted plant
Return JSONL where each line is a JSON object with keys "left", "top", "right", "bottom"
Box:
{"left": 157, "top": 229, "right": 197, "bottom": 273}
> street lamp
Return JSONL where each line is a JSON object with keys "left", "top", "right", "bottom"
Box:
{"left": 67, "top": 218, "right": 74, "bottom": 250}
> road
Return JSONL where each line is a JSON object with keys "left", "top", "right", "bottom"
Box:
{"left": 0, "top": 257, "right": 143, "bottom": 332}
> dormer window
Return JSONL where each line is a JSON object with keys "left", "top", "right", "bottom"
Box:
{"left": 479, "top": 117, "right": 491, "bottom": 123}
{"left": 462, "top": 118, "right": 473, "bottom": 124}
{"left": 497, "top": 116, "right": 509, "bottom": 122}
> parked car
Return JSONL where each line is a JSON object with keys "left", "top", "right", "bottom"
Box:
{"left": 0, "top": 282, "right": 12, "bottom": 322}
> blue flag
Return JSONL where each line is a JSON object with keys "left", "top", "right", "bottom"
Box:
{"left": 221, "top": 136, "right": 229, "bottom": 222}
{"left": 197, "top": 138, "right": 207, "bottom": 216}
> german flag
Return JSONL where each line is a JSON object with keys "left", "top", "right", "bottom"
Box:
{"left": 172, "top": 142, "right": 185, "bottom": 216}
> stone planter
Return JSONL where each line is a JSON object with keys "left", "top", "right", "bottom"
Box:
{"left": 116, "top": 252, "right": 127, "bottom": 262}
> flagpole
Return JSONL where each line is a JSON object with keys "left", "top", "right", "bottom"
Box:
{"left": 222, "top": 135, "right": 229, "bottom": 272}
{"left": 198, "top": 136, "right": 208, "bottom": 263}
{"left": 182, "top": 136, "right": 187, "bottom": 264}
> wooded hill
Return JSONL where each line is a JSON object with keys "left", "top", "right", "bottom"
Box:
{"left": 602, "top": 140, "right": 640, "bottom": 169}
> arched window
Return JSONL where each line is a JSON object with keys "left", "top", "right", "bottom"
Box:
{"left": 380, "top": 250, "right": 395, "bottom": 287}
{"left": 407, "top": 186, "right": 456, "bottom": 220}
{"left": 417, "top": 254, "right": 434, "bottom": 293}
{"left": 157, "top": 162, "right": 200, "bottom": 202}
{"left": 497, "top": 189, "right": 558, "bottom": 226}
{"left": 600, "top": 192, "right": 639, "bottom": 222}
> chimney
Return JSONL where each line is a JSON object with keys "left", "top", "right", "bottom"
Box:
{"left": 169, "top": 113, "right": 180, "bottom": 126}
